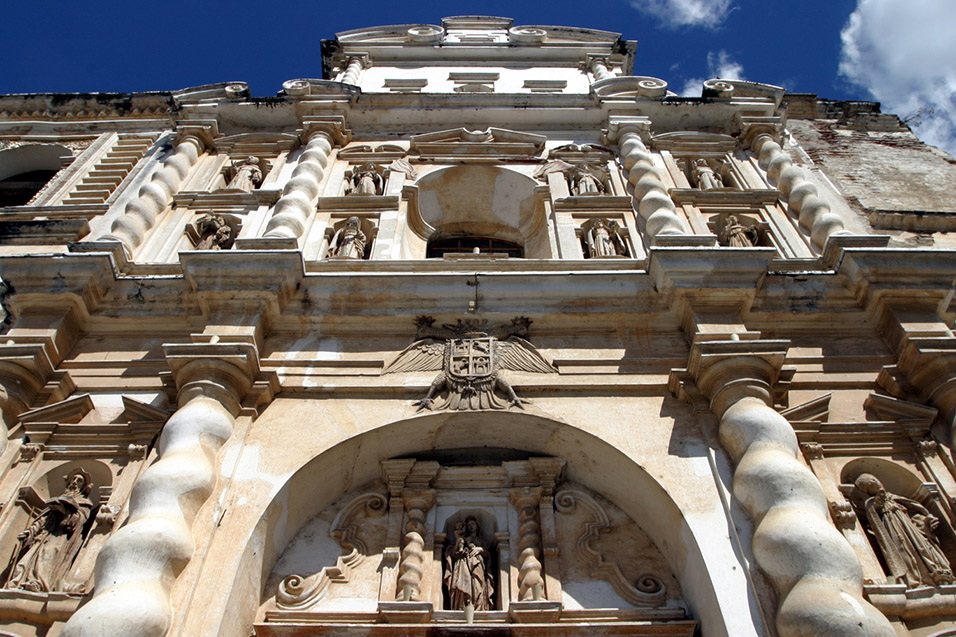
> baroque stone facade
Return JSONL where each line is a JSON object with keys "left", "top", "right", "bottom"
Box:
{"left": 0, "top": 15, "right": 955, "bottom": 637}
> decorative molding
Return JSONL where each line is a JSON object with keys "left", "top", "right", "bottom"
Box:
{"left": 276, "top": 491, "right": 389, "bottom": 609}
{"left": 554, "top": 489, "right": 666, "bottom": 606}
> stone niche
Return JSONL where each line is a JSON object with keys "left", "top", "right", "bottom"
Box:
{"left": 256, "top": 456, "right": 692, "bottom": 635}
{"left": 0, "top": 393, "right": 164, "bottom": 636}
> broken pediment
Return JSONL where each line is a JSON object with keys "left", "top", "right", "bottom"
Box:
{"left": 409, "top": 127, "right": 546, "bottom": 158}
{"left": 16, "top": 394, "right": 166, "bottom": 459}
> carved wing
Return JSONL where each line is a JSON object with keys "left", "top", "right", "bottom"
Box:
{"left": 497, "top": 337, "right": 557, "bottom": 374}
{"left": 382, "top": 339, "right": 445, "bottom": 374}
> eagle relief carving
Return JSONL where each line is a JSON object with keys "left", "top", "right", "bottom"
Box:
{"left": 384, "top": 316, "right": 556, "bottom": 411}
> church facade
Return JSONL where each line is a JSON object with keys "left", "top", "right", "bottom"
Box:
{"left": 0, "top": 15, "right": 956, "bottom": 636}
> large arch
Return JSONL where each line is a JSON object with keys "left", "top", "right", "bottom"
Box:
{"left": 201, "top": 410, "right": 762, "bottom": 636}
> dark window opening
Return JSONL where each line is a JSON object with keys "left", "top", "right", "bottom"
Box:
{"left": 0, "top": 170, "right": 59, "bottom": 207}
{"left": 427, "top": 237, "right": 523, "bottom": 258}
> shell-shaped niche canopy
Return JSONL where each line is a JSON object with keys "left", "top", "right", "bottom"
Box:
{"left": 407, "top": 165, "right": 551, "bottom": 258}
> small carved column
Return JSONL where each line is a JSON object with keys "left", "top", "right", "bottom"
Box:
{"left": 510, "top": 487, "right": 544, "bottom": 601}
{"left": 63, "top": 343, "right": 262, "bottom": 637}
{"left": 607, "top": 118, "right": 690, "bottom": 242}
{"left": 397, "top": 489, "right": 435, "bottom": 601}
{"left": 672, "top": 339, "right": 894, "bottom": 637}
{"left": 340, "top": 55, "right": 368, "bottom": 86}
{"left": 741, "top": 126, "right": 847, "bottom": 250}
{"left": 103, "top": 130, "right": 210, "bottom": 254}
{"left": 262, "top": 129, "right": 334, "bottom": 241}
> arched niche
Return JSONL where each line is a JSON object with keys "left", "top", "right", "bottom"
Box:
{"left": 0, "top": 459, "right": 111, "bottom": 593}
{"left": 207, "top": 411, "right": 747, "bottom": 637}
{"left": 0, "top": 144, "right": 72, "bottom": 207}
{"left": 404, "top": 166, "right": 552, "bottom": 258}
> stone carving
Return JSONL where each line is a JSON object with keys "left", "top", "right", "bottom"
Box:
{"left": 386, "top": 157, "right": 418, "bottom": 181}
{"left": 583, "top": 218, "right": 628, "bottom": 258}
{"left": 511, "top": 488, "right": 544, "bottom": 601}
{"left": 555, "top": 489, "right": 666, "bottom": 606}
{"left": 224, "top": 156, "right": 263, "bottom": 192}
{"left": 383, "top": 316, "right": 557, "bottom": 411}
{"left": 5, "top": 469, "right": 94, "bottom": 592}
{"left": 854, "top": 473, "right": 955, "bottom": 588}
{"left": 18, "top": 442, "right": 42, "bottom": 463}
{"left": 533, "top": 160, "right": 607, "bottom": 196}
{"left": 328, "top": 216, "right": 367, "bottom": 259}
{"left": 104, "top": 133, "right": 206, "bottom": 253}
{"left": 828, "top": 500, "right": 858, "bottom": 530}
{"left": 616, "top": 131, "right": 689, "bottom": 239}
{"left": 691, "top": 159, "right": 723, "bottom": 190}
{"left": 717, "top": 215, "right": 759, "bottom": 248}
{"left": 194, "top": 213, "right": 235, "bottom": 250}
{"left": 746, "top": 129, "right": 847, "bottom": 249}
{"left": 397, "top": 490, "right": 432, "bottom": 601}
{"left": 277, "top": 491, "right": 388, "bottom": 609}
{"left": 567, "top": 165, "right": 605, "bottom": 196}
{"left": 444, "top": 516, "right": 494, "bottom": 611}
{"left": 346, "top": 163, "right": 383, "bottom": 196}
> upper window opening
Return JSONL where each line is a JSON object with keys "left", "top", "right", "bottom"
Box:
{"left": 427, "top": 237, "right": 523, "bottom": 258}
{"left": 0, "top": 170, "right": 60, "bottom": 207}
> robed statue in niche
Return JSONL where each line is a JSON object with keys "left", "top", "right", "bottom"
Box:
{"left": 225, "top": 156, "right": 263, "bottom": 192}
{"left": 444, "top": 516, "right": 494, "bottom": 611}
{"left": 5, "top": 469, "right": 95, "bottom": 592}
{"left": 854, "top": 473, "right": 955, "bottom": 587}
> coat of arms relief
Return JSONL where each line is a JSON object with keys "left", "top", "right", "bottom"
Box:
{"left": 383, "top": 316, "right": 557, "bottom": 410}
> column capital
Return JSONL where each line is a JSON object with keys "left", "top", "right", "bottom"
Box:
{"left": 510, "top": 486, "right": 543, "bottom": 509}
{"left": 0, "top": 342, "right": 74, "bottom": 415}
{"left": 670, "top": 338, "right": 791, "bottom": 417}
{"left": 162, "top": 342, "right": 276, "bottom": 417}
{"left": 300, "top": 116, "right": 351, "bottom": 146}
{"left": 888, "top": 336, "right": 956, "bottom": 420}
{"left": 173, "top": 120, "right": 220, "bottom": 150}
{"left": 604, "top": 116, "right": 651, "bottom": 144}
{"left": 738, "top": 117, "right": 784, "bottom": 150}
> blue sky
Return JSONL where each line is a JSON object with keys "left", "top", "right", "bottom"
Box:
{"left": 3, "top": 0, "right": 954, "bottom": 153}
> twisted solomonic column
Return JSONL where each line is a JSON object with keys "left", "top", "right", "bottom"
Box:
{"left": 676, "top": 340, "right": 893, "bottom": 636}
{"left": 396, "top": 490, "right": 434, "bottom": 601}
{"left": 618, "top": 130, "right": 690, "bottom": 241}
{"left": 63, "top": 343, "right": 262, "bottom": 637}
{"left": 510, "top": 487, "right": 544, "bottom": 601}
{"left": 746, "top": 130, "right": 849, "bottom": 250}
{"left": 262, "top": 132, "right": 334, "bottom": 241}
{"left": 103, "top": 133, "right": 206, "bottom": 254}
{"left": 589, "top": 57, "right": 613, "bottom": 81}
{"left": 340, "top": 56, "right": 367, "bottom": 86}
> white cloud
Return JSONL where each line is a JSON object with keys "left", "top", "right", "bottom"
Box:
{"left": 839, "top": 0, "right": 956, "bottom": 155}
{"left": 679, "top": 50, "right": 746, "bottom": 97}
{"left": 630, "top": 0, "right": 733, "bottom": 29}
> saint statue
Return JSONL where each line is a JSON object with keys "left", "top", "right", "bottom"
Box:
{"left": 692, "top": 159, "right": 722, "bottom": 190}
{"left": 347, "top": 163, "right": 383, "bottom": 196}
{"left": 195, "top": 213, "right": 234, "bottom": 250}
{"left": 444, "top": 517, "right": 494, "bottom": 611}
{"left": 855, "top": 473, "right": 955, "bottom": 588}
{"left": 5, "top": 470, "right": 95, "bottom": 592}
{"left": 226, "top": 156, "right": 263, "bottom": 192}
{"left": 719, "top": 215, "right": 758, "bottom": 247}
{"left": 568, "top": 166, "right": 604, "bottom": 196}
{"left": 585, "top": 218, "right": 626, "bottom": 258}
{"left": 329, "top": 216, "right": 367, "bottom": 259}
